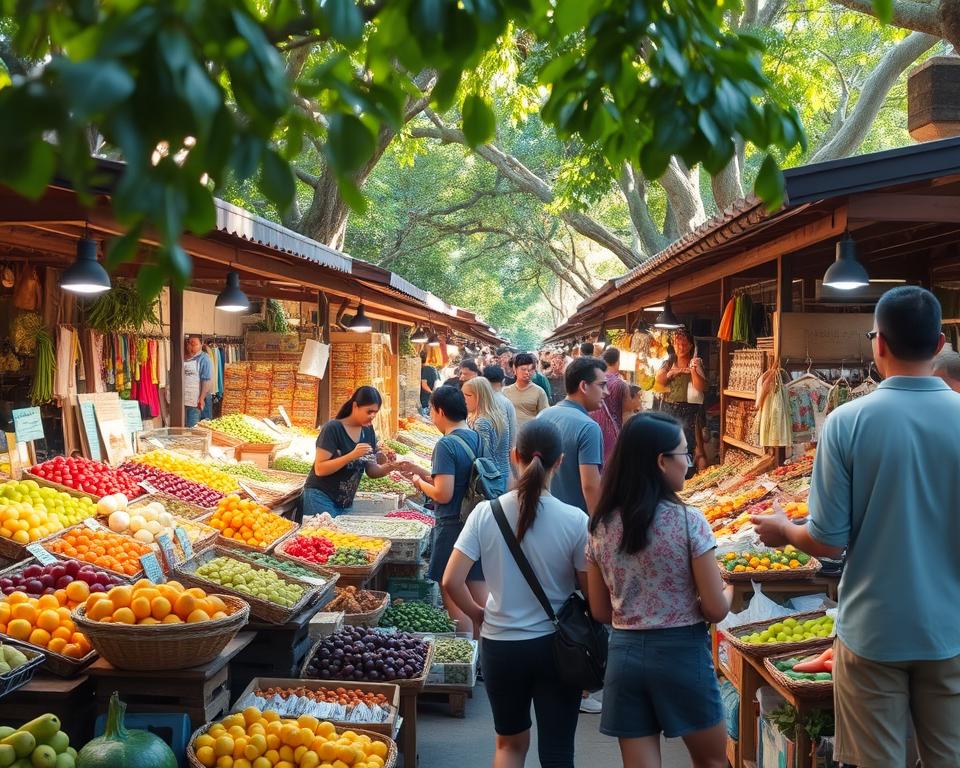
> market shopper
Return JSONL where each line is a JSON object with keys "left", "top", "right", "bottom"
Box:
{"left": 752, "top": 286, "right": 960, "bottom": 768}
{"left": 590, "top": 346, "right": 629, "bottom": 465}
{"left": 933, "top": 349, "right": 960, "bottom": 392}
{"left": 183, "top": 334, "right": 213, "bottom": 427}
{"left": 587, "top": 412, "right": 731, "bottom": 768}
{"left": 499, "top": 349, "right": 517, "bottom": 386}
{"left": 462, "top": 376, "right": 510, "bottom": 494}
{"left": 443, "top": 419, "right": 588, "bottom": 768}
{"left": 536, "top": 356, "right": 605, "bottom": 515}
{"left": 531, "top": 362, "right": 553, "bottom": 403}
{"left": 580, "top": 342, "right": 595, "bottom": 357}
{"left": 483, "top": 364, "right": 518, "bottom": 449}
{"left": 459, "top": 358, "right": 481, "bottom": 384}
{"left": 420, "top": 351, "right": 439, "bottom": 414}
{"left": 302, "top": 386, "right": 402, "bottom": 518}
{"left": 655, "top": 328, "right": 707, "bottom": 471}
{"left": 504, "top": 353, "right": 549, "bottom": 429}
{"left": 403, "top": 386, "right": 486, "bottom": 637}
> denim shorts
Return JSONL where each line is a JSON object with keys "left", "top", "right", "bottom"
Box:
{"left": 301, "top": 488, "right": 352, "bottom": 518}
{"left": 427, "top": 517, "right": 483, "bottom": 583}
{"left": 601, "top": 623, "right": 723, "bottom": 739}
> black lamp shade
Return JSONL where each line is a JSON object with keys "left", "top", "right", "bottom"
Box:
{"left": 427, "top": 332, "right": 440, "bottom": 347}
{"left": 215, "top": 271, "right": 250, "bottom": 312}
{"left": 654, "top": 299, "right": 683, "bottom": 329}
{"left": 823, "top": 233, "right": 870, "bottom": 290}
{"left": 411, "top": 326, "right": 428, "bottom": 343}
{"left": 62, "top": 237, "right": 111, "bottom": 294}
{"left": 347, "top": 303, "right": 373, "bottom": 332}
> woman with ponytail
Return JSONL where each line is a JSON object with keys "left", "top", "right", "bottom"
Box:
{"left": 302, "top": 386, "right": 402, "bottom": 518}
{"left": 443, "top": 420, "right": 589, "bottom": 768}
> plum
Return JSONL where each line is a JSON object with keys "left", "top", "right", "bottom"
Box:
{"left": 56, "top": 576, "right": 72, "bottom": 589}
{"left": 88, "top": 583, "right": 106, "bottom": 593}
{"left": 25, "top": 579, "right": 43, "bottom": 594}
{"left": 39, "top": 574, "right": 55, "bottom": 589}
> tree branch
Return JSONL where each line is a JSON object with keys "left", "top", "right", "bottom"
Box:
{"left": 831, "top": 0, "right": 943, "bottom": 37}
{"left": 618, "top": 163, "right": 667, "bottom": 256}
{"left": 293, "top": 166, "right": 320, "bottom": 189}
{"left": 659, "top": 159, "right": 707, "bottom": 236}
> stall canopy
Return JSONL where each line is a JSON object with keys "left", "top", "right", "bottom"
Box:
{"left": 546, "top": 135, "right": 960, "bottom": 344}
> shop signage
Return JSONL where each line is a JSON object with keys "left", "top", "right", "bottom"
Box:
{"left": 120, "top": 400, "right": 144, "bottom": 435}
{"left": 11, "top": 408, "right": 44, "bottom": 443}
{"left": 26, "top": 544, "right": 57, "bottom": 565}
{"left": 779, "top": 313, "right": 874, "bottom": 362}
{"left": 78, "top": 402, "right": 103, "bottom": 462}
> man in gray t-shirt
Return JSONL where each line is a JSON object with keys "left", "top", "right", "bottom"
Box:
{"left": 536, "top": 357, "right": 606, "bottom": 514}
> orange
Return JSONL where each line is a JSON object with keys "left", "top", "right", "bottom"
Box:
{"left": 85, "top": 593, "right": 110, "bottom": 612}
{"left": 87, "top": 600, "right": 114, "bottom": 621}
{"left": 47, "top": 637, "right": 67, "bottom": 654}
{"left": 0, "top": 603, "right": 11, "bottom": 625}
{"left": 113, "top": 607, "right": 136, "bottom": 625}
{"left": 109, "top": 586, "right": 133, "bottom": 610}
{"left": 130, "top": 596, "right": 151, "bottom": 621}
{"left": 54, "top": 589, "right": 68, "bottom": 606}
{"left": 65, "top": 580, "right": 90, "bottom": 603}
{"left": 187, "top": 609, "right": 211, "bottom": 624}
{"left": 162, "top": 614, "right": 183, "bottom": 624}
{"left": 37, "top": 594, "right": 60, "bottom": 610}
{"left": 138, "top": 617, "right": 160, "bottom": 625}
{"left": 52, "top": 626, "right": 72, "bottom": 641}
{"left": 28, "top": 628, "right": 51, "bottom": 647}
{"left": 150, "top": 597, "right": 172, "bottom": 620}
{"left": 62, "top": 643, "right": 82, "bottom": 658}
{"left": 11, "top": 603, "right": 36, "bottom": 623}
{"left": 36, "top": 609, "right": 60, "bottom": 633}
{"left": 6, "top": 591, "right": 29, "bottom": 606}
{"left": 173, "top": 594, "right": 197, "bottom": 620}
{"left": 6, "top": 619, "right": 32, "bottom": 640}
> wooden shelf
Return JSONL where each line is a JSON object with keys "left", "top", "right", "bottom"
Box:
{"left": 722, "top": 435, "right": 767, "bottom": 456}
{"left": 723, "top": 389, "right": 756, "bottom": 399}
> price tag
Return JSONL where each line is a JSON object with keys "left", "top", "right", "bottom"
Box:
{"left": 147, "top": 438, "right": 166, "bottom": 450}
{"left": 156, "top": 534, "right": 177, "bottom": 569}
{"left": 277, "top": 406, "right": 293, "bottom": 428}
{"left": 174, "top": 526, "right": 194, "bottom": 561}
{"left": 12, "top": 407, "right": 44, "bottom": 443}
{"left": 139, "top": 553, "right": 166, "bottom": 583}
{"left": 26, "top": 543, "right": 57, "bottom": 565}
{"left": 83, "top": 518, "right": 99, "bottom": 530}
{"left": 140, "top": 480, "right": 159, "bottom": 495}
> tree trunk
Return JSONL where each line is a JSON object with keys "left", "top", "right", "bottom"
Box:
{"left": 660, "top": 159, "right": 707, "bottom": 236}
{"left": 619, "top": 163, "right": 667, "bottom": 256}
{"left": 832, "top": 0, "right": 944, "bottom": 39}
{"left": 711, "top": 157, "right": 744, "bottom": 212}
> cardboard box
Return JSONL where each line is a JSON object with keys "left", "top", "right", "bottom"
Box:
{"left": 308, "top": 611, "right": 344, "bottom": 642}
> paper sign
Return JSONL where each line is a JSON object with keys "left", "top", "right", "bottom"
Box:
{"left": 83, "top": 518, "right": 99, "bottom": 530}
{"left": 174, "top": 526, "right": 194, "bottom": 561}
{"left": 147, "top": 438, "right": 165, "bottom": 450}
{"left": 156, "top": 533, "right": 177, "bottom": 569}
{"left": 78, "top": 402, "right": 103, "bottom": 461}
{"left": 139, "top": 552, "right": 166, "bottom": 583}
{"left": 277, "top": 406, "right": 292, "bottom": 428}
{"left": 12, "top": 408, "right": 44, "bottom": 443}
{"left": 140, "top": 480, "right": 158, "bottom": 495}
{"left": 298, "top": 340, "right": 329, "bottom": 379}
{"left": 26, "top": 543, "right": 57, "bottom": 565}
{"left": 237, "top": 481, "right": 262, "bottom": 504}
{"left": 120, "top": 400, "right": 143, "bottom": 434}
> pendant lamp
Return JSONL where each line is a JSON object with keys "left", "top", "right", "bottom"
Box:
{"left": 347, "top": 303, "right": 372, "bottom": 332}
{"left": 823, "top": 232, "right": 870, "bottom": 290}
{"left": 654, "top": 298, "right": 683, "bottom": 329}
{"left": 411, "top": 326, "right": 429, "bottom": 344}
{"left": 215, "top": 271, "right": 250, "bottom": 312}
{"left": 62, "top": 235, "right": 111, "bottom": 295}
{"left": 427, "top": 331, "right": 441, "bottom": 347}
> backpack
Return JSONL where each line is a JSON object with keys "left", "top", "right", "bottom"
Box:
{"left": 447, "top": 431, "right": 502, "bottom": 523}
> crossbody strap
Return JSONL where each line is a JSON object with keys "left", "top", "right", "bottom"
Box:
{"left": 491, "top": 498, "right": 557, "bottom": 625}
{"left": 448, "top": 430, "right": 482, "bottom": 460}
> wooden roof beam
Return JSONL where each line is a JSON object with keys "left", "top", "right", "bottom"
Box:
{"left": 849, "top": 193, "right": 960, "bottom": 223}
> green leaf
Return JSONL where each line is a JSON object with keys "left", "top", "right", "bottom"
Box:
{"left": 53, "top": 58, "right": 135, "bottom": 118}
{"left": 0, "top": 59, "right": 10, "bottom": 91}
{"left": 431, "top": 69, "right": 462, "bottom": 112}
{"left": 4, "top": 140, "right": 56, "bottom": 199}
{"left": 754, "top": 154, "right": 785, "bottom": 212}
{"left": 137, "top": 262, "right": 170, "bottom": 298}
{"left": 106, "top": 224, "right": 143, "bottom": 269}
{"left": 325, "top": 0, "right": 365, "bottom": 46}
{"left": 259, "top": 148, "right": 296, "bottom": 211}
{"left": 183, "top": 180, "right": 217, "bottom": 234}
{"left": 554, "top": 0, "right": 590, "bottom": 37}
{"left": 337, "top": 175, "right": 369, "bottom": 214}
{"left": 326, "top": 113, "right": 375, "bottom": 175}
{"left": 872, "top": 0, "right": 893, "bottom": 24}
{"left": 461, "top": 94, "right": 495, "bottom": 147}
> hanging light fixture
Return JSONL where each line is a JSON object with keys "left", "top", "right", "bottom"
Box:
{"left": 215, "top": 270, "right": 250, "bottom": 312}
{"left": 61, "top": 230, "right": 111, "bottom": 295}
{"left": 347, "top": 303, "right": 372, "bottom": 332}
{"left": 823, "top": 232, "right": 870, "bottom": 290}
{"left": 411, "top": 326, "right": 429, "bottom": 344}
{"left": 427, "top": 329, "right": 441, "bottom": 347}
{"left": 654, "top": 295, "right": 683, "bottom": 330}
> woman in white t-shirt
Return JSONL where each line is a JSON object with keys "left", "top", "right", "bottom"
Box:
{"left": 444, "top": 420, "right": 588, "bottom": 768}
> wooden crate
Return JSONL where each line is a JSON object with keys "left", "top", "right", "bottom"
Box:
{"left": 0, "top": 674, "right": 95, "bottom": 746}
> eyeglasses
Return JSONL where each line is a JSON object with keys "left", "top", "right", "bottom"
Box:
{"left": 663, "top": 451, "right": 694, "bottom": 467}
{"left": 865, "top": 330, "right": 879, "bottom": 340}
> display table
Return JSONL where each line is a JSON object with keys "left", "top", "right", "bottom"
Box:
{"left": 728, "top": 574, "right": 839, "bottom": 612}
{"left": 398, "top": 685, "right": 419, "bottom": 767}
{"left": 0, "top": 674, "right": 94, "bottom": 745}
{"left": 719, "top": 641, "right": 833, "bottom": 768}
{"left": 421, "top": 684, "right": 472, "bottom": 718}
{"left": 87, "top": 631, "right": 255, "bottom": 730}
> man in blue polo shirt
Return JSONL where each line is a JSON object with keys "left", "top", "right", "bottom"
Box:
{"left": 753, "top": 286, "right": 960, "bottom": 766}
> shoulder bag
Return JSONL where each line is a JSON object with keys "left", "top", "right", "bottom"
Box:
{"left": 491, "top": 498, "right": 608, "bottom": 691}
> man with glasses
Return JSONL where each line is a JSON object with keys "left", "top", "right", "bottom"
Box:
{"left": 753, "top": 286, "right": 960, "bottom": 767}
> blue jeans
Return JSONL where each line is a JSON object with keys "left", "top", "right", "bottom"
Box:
{"left": 302, "top": 488, "right": 352, "bottom": 518}
{"left": 185, "top": 406, "right": 201, "bottom": 428}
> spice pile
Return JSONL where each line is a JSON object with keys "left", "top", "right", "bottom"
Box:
{"left": 326, "top": 587, "right": 385, "bottom": 614}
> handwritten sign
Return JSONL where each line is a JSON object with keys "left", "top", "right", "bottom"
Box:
{"left": 120, "top": 400, "right": 143, "bottom": 435}
{"left": 139, "top": 480, "right": 158, "bottom": 495}
{"left": 26, "top": 543, "right": 57, "bottom": 565}
{"left": 78, "top": 402, "right": 102, "bottom": 462}
{"left": 83, "top": 518, "right": 100, "bottom": 530}
{"left": 156, "top": 533, "right": 177, "bottom": 569}
{"left": 12, "top": 408, "right": 44, "bottom": 443}
{"left": 174, "top": 526, "right": 194, "bottom": 561}
{"left": 139, "top": 552, "right": 165, "bottom": 583}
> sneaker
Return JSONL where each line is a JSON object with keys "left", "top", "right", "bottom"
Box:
{"left": 579, "top": 696, "right": 603, "bottom": 714}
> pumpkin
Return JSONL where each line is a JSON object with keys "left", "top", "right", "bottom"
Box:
{"left": 76, "top": 693, "right": 177, "bottom": 768}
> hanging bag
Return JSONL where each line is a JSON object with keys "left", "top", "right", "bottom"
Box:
{"left": 448, "top": 432, "right": 502, "bottom": 523}
{"left": 491, "top": 498, "right": 608, "bottom": 691}
{"left": 13, "top": 263, "right": 41, "bottom": 310}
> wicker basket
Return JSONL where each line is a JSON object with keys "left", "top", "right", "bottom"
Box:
{"left": 147, "top": 492, "right": 221, "bottom": 521}
{"left": 72, "top": 594, "right": 249, "bottom": 670}
{"left": 763, "top": 648, "right": 834, "bottom": 697}
{"left": 229, "top": 549, "right": 340, "bottom": 591}
{"left": 215, "top": 518, "right": 299, "bottom": 555}
{"left": 23, "top": 471, "right": 147, "bottom": 503}
{"left": 719, "top": 610, "right": 835, "bottom": 659}
{"left": 718, "top": 554, "right": 822, "bottom": 583}
{"left": 0, "top": 645, "right": 45, "bottom": 698}
{"left": 118, "top": 502, "right": 220, "bottom": 563}
{"left": 277, "top": 536, "right": 391, "bottom": 581}
{"left": 41, "top": 522, "right": 148, "bottom": 580}
{"left": 336, "top": 591, "right": 391, "bottom": 628}
{"left": 5, "top": 638, "right": 97, "bottom": 678}
{"left": 194, "top": 423, "right": 245, "bottom": 448}
{"left": 186, "top": 723, "right": 397, "bottom": 768}
{"left": 0, "top": 526, "right": 66, "bottom": 562}
{"left": 300, "top": 635, "right": 435, "bottom": 693}
{"left": 173, "top": 547, "right": 323, "bottom": 624}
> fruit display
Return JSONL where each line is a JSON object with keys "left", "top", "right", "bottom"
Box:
{"left": 750, "top": 499, "right": 809, "bottom": 521}
{"left": 208, "top": 462, "right": 271, "bottom": 482}
{"left": 326, "top": 587, "right": 386, "bottom": 614}
{"left": 83, "top": 580, "right": 235, "bottom": 625}
{"left": 0, "top": 713, "right": 81, "bottom": 768}
{"left": 300, "top": 528, "right": 385, "bottom": 555}
{"left": 194, "top": 555, "right": 306, "bottom": 608}
{"left": 202, "top": 414, "right": 277, "bottom": 444}
{"left": 191, "top": 709, "right": 392, "bottom": 768}
{"left": 0, "top": 481, "right": 65, "bottom": 545}
{"left": 769, "top": 452, "right": 815, "bottom": 480}
{"left": 45, "top": 526, "right": 152, "bottom": 577}
{"left": 379, "top": 601, "right": 455, "bottom": 634}
{"left": 0, "top": 559, "right": 123, "bottom": 600}
{"left": 271, "top": 456, "right": 312, "bottom": 475}
{"left": 0, "top": 642, "right": 32, "bottom": 674}
{"left": 29, "top": 457, "right": 143, "bottom": 500}
{"left": 357, "top": 475, "right": 415, "bottom": 495}
{"left": 329, "top": 548, "right": 372, "bottom": 567}
{"left": 242, "top": 552, "right": 332, "bottom": 583}
{"left": 770, "top": 647, "right": 834, "bottom": 681}
{"left": 331, "top": 516, "right": 430, "bottom": 541}
{"left": 385, "top": 510, "right": 435, "bottom": 526}
{"left": 282, "top": 535, "right": 337, "bottom": 565}
{"left": 0, "top": 479, "right": 96, "bottom": 529}
{"left": 257, "top": 685, "right": 392, "bottom": 710}
{"left": 703, "top": 485, "right": 770, "bottom": 524}
{"left": 105, "top": 500, "right": 175, "bottom": 545}
{"left": 127, "top": 451, "right": 240, "bottom": 494}
{"left": 737, "top": 614, "right": 834, "bottom": 645}
{"left": 241, "top": 686, "right": 394, "bottom": 724}
{"left": 78, "top": 692, "right": 178, "bottom": 768}
{"left": 0, "top": 590, "right": 93, "bottom": 658}
{"left": 432, "top": 637, "right": 474, "bottom": 664}
{"left": 208, "top": 496, "right": 297, "bottom": 550}
{"left": 382, "top": 440, "right": 410, "bottom": 455}
{"left": 304, "top": 625, "right": 431, "bottom": 682}
{"left": 117, "top": 462, "right": 224, "bottom": 508}
{"left": 719, "top": 545, "right": 813, "bottom": 574}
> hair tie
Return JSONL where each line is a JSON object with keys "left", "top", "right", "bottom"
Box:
{"left": 532, "top": 451, "right": 543, "bottom": 459}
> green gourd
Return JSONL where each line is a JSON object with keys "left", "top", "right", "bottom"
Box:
{"left": 76, "top": 693, "right": 176, "bottom": 768}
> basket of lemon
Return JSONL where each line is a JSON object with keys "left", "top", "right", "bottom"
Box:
{"left": 716, "top": 545, "right": 821, "bottom": 582}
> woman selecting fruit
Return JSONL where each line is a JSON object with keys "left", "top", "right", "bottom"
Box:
{"left": 301, "top": 387, "right": 403, "bottom": 519}
{"left": 655, "top": 327, "right": 708, "bottom": 472}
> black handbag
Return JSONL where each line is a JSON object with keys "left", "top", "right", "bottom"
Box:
{"left": 491, "top": 498, "right": 608, "bottom": 691}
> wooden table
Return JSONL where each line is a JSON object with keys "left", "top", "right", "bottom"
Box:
{"left": 86, "top": 631, "right": 255, "bottom": 730}
{"left": 718, "top": 641, "right": 833, "bottom": 768}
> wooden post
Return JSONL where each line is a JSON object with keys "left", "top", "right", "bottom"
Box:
{"left": 170, "top": 286, "right": 184, "bottom": 427}
{"left": 317, "top": 291, "right": 332, "bottom": 426}
{"left": 719, "top": 276, "right": 730, "bottom": 461}
{"left": 390, "top": 322, "right": 400, "bottom": 437}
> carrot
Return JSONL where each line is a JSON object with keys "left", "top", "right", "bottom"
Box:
{"left": 824, "top": 659, "right": 833, "bottom": 672}
{"left": 792, "top": 647, "right": 833, "bottom": 673}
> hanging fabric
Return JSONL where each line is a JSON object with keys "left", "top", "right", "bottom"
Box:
{"left": 717, "top": 297, "right": 736, "bottom": 342}
{"left": 758, "top": 367, "right": 791, "bottom": 447}
{"left": 732, "top": 293, "right": 755, "bottom": 345}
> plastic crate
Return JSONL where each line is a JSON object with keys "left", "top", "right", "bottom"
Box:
{"left": 423, "top": 634, "right": 478, "bottom": 688}
{"left": 387, "top": 577, "right": 440, "bottom": 607}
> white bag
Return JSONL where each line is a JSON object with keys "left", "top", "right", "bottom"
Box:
{"left": 716, "top": 582, "right": 793, "bottom": 633}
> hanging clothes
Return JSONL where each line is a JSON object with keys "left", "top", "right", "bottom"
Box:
{"left": 131, "top": 341, "right": 161, "bottom": 418}
{"left": 732, "top": 294, "right": 755, "bottom": 345}
{"left": 758, "top": 368, "right": 791, "bottom": 447}
{"left": 717, "top": 297, "right": 736, "bottom": 342}
{"left": 826, "top": 378, "right": 852, "bottom": 415}
{"left": 786, "top": 374, "right": 831, "bottom": 443}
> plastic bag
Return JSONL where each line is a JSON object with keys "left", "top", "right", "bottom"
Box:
{"left": 717, "top": 582, "right": 793, "bottom": 633}
{"left": 12, "top": 263, "right": 41, "bottom": 310}
{"left": 786, "top": 594, "right": 837, "bottom": 613}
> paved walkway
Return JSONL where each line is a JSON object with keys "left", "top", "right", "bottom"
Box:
{"left": 416, "top": 685, "right": 692, "bottom": 767}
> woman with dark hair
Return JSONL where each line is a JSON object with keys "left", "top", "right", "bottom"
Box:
{"left": 587, "top": 412, "right": 732, "bottom": 768}
{"left": 302, "top": 386, "right": 401, "bottom": 518}
{"left": 443, "top": 419, "right": 588, "bottom": 768}
{"left": 655, "top": 327, "right": 708, "bottom": 471}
